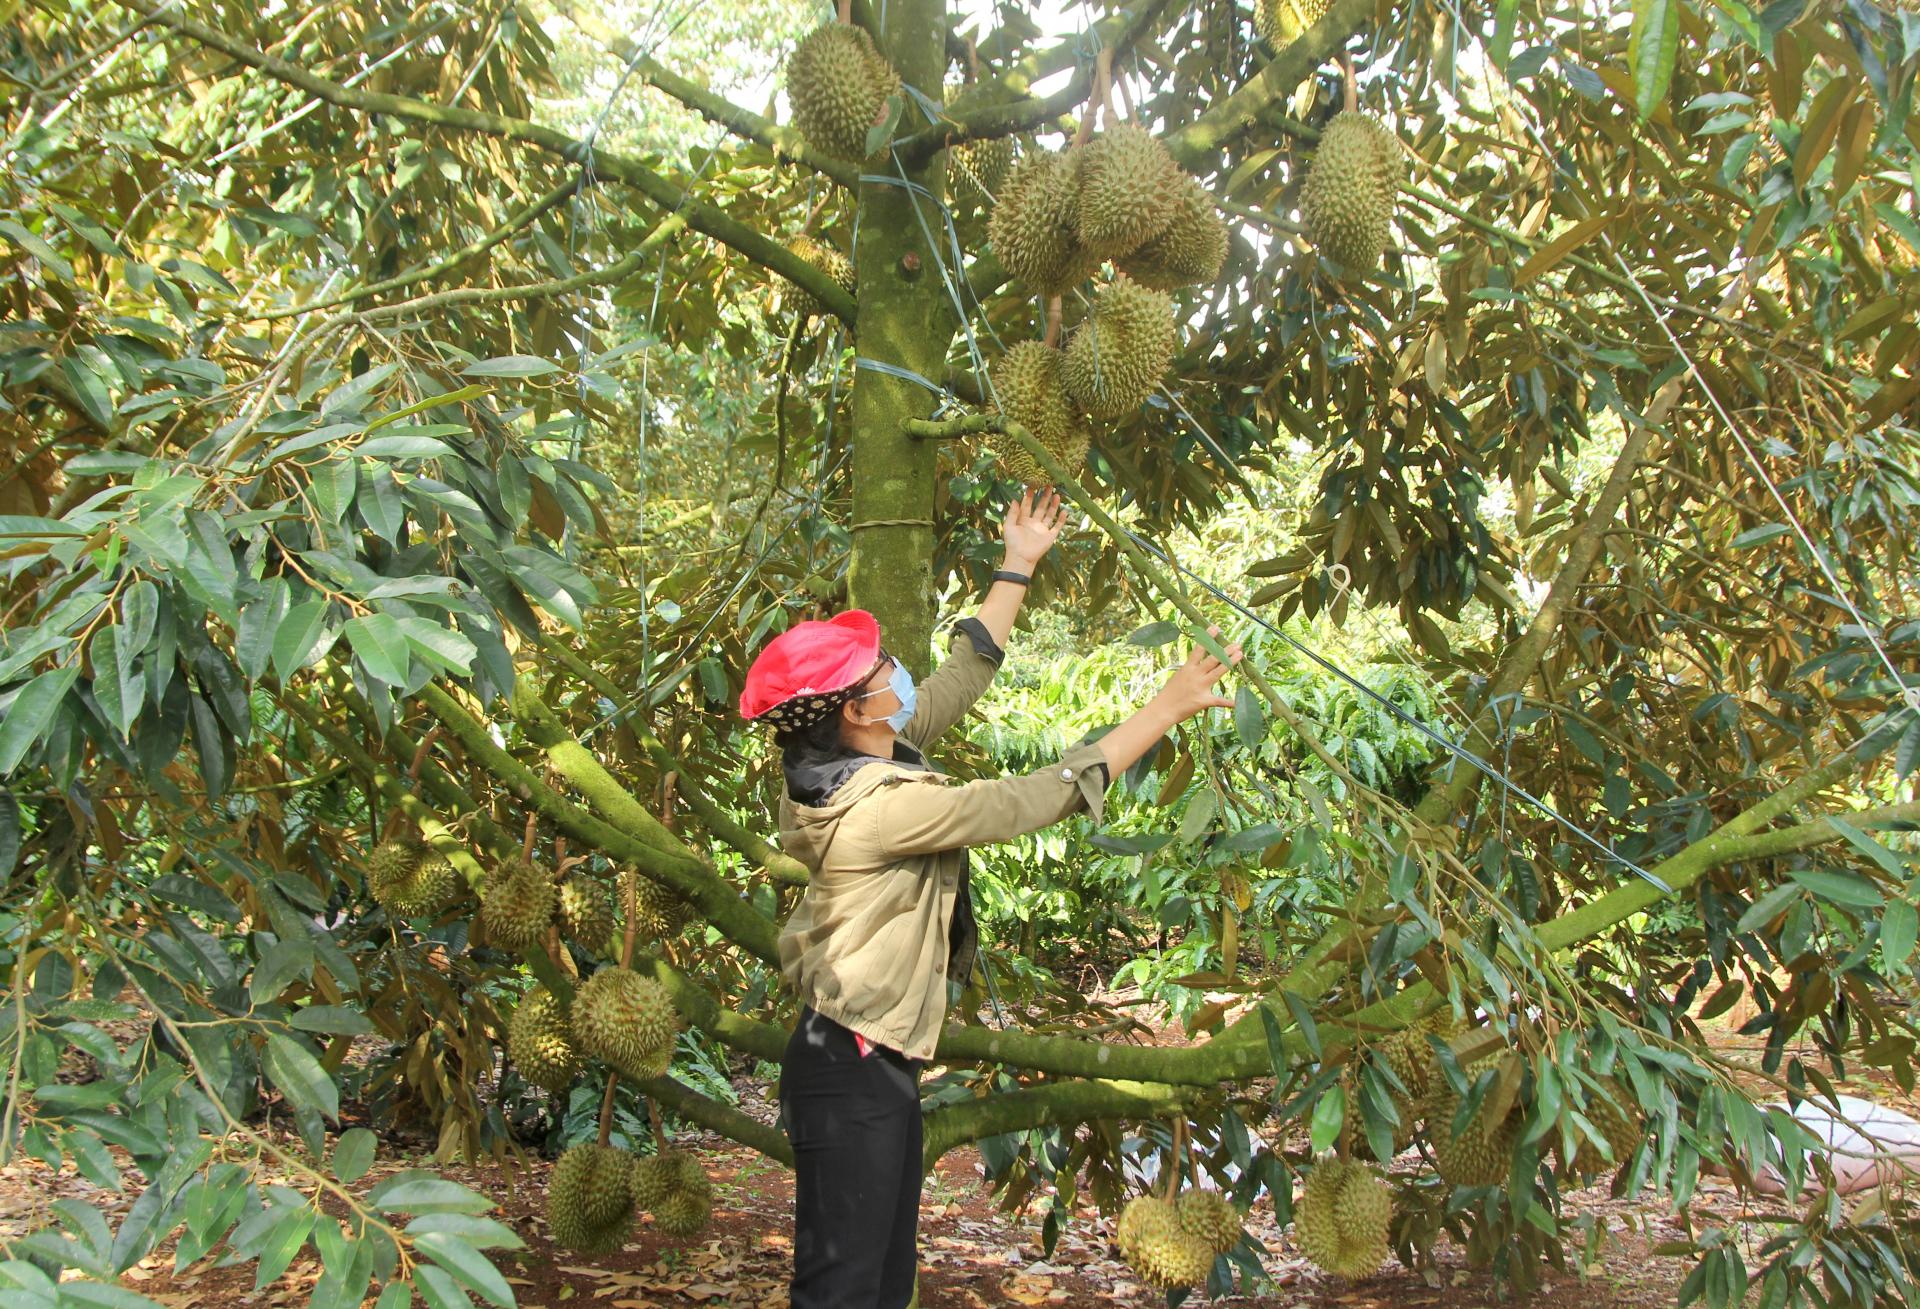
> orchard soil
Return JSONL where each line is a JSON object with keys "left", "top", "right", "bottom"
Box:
{"left": 13, "top": 1002, "right": 1908, "bottom": 1308}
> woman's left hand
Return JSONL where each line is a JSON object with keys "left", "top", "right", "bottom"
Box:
{"left": 1001, "top": 488, "right": 1067, "bottom": 569}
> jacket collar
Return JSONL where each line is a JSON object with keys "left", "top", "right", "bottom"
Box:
{"left": 783, "top": 736, "right": 934, "bottom": 807}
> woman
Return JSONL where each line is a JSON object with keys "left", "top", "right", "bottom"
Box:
{"left": 738, "top": 490, "right": 1244, "bottom": 1309}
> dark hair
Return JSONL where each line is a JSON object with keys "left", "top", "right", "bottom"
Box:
{"left": 775, "top": 697, "right": 852, "bottom": 765}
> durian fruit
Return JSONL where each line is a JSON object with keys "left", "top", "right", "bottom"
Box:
{"left": 1299, "top": 111, "right": 1404, "bottom": 275}
{"left": 1175, "top": 1188, "right": 1244, "bottom": 1257}
{"left": 649, "top": 1150, "right": 712, "bottom": 1238}
{"left": 547, "top": 1143, "right": 636, "bottom": 1254}
{"left": 786, "top": 23, "right": 900, "bottom": 161}
{"left": 557, "top": 876, "right": 615, "bottom": 952}
{"left": 988, "top": 150, "right": 1100, "bottom": 295}
{"left": 781, "top": 236, "right": 856, "bottom": 319}
{"left": 1073, "top": 124, "right": 1184, "bottom": 260}
{"left": 572, "top": 966, "right": 680, "bottom": 1081}
{"left": 508, "top": 985, "right": 583, "bottom": 1092}
{"left": 479, "top": 856, "right": 557, "bottom": 950}
{"left": 367, "top": 839, "right": 459, "bottom": 917}
{"left": 1117, "top": 176, "right": 1229, "bottom": 291}
{"left": 1294, "top": 1156, "right": 1390, "bottom": 1280}
{"left": 1424, "top": 1058, "right": 1520, "bottom": 1188}
{"left": 1255, "top": 0, "right": 1331, "bottom": 47}
{"left": 629, "top": 1153, "right": 670, "bottom": 1210}
{"left": 1061, "top": 274, "right": 1177, "bottom": 419}
{"left": 623, "top": 870, "right": 695, "bottom": 940}
{"left": 1115, "top": 1196, "right": 1215, "bottom": 1290}
{"left": 987, "top": 341, "right": 1091, "bottom": 485}
{"left": 944, "top": 86, "right": 1016, "bottom": 208}
{"left": 1376, "top": 1024, "right": 1443, "bottom": 1151}
{"left": 1565, "top": 1077, "right": 1645, "bottom": 1176}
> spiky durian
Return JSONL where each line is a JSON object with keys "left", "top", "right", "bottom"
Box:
{"left": 547, "top": 1143, "right": 636, "bottom": 1254}
{"left": 650, "top": 1150, "right": 712, "bottom": 1238}
{"left": 623, "top": 870, "right": 695, "bottom": 941}
{"left": 368, "top": 839, "right": 459, "bottom": 917}
{"left": 629, "top": 1153, "right": 670, "bottom": 1210}
{"left": 1300, "top": 111, "right": 1403, "bottom": 275}
{"left": 1175, "top": 1189, "right": 1243, "bottom": 1257}
{"left": 557, "top": 877, "right": 615, "bottom": 952}
{"left": 1294, "top": 1156, "right": 1389, "bottom": 1280}
{"left": 1254, "top": 0, "right": 1331, "bottom": 47}
{"left": 479, "top": 856, "right": 556, "bottom": 950}
{"left": 1115, "top": 1196, "right": 1214, "bottom": 1290}
{"left": 572, "top": 966, "right": 679, "bottom": 1081}
{"left": 1425, "top": 1057, "right": 1520, "bottom": 1188}
{"left": 1116, "top": 176, "right": 1229, "bottom": 290}
{"left": 786, "top": 24, "right": 900, "bottom": 161}
{"left": 1061, "top": 274, "right": 1177, "bottom": 419}
{"left": 508, "top": 985, "right": 582, "bottom": 1092}
{"left": 781, "top": 236, "right": 856, "bottom": 319}
{"left": 1565, "top": 1077, "right": 1645, "bottom": 1176}
{"left": 1073, "top": 124, "right": 1184, "bottom": 259}
{"left": 988, "top": 150, "right": 1100, "bottom": 295}
{"left": 944, "top": 86, "right": 1016, "bottom": 208}
{"left": 988, "top": 341, "right": 1090, "bottom": 485}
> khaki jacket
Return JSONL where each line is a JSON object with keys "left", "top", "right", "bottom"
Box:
{"left": 775, "top": 623, "right": 1113, "bottom": 1060}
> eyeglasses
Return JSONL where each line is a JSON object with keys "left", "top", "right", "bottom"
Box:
{"left": 851, "top": 649, "right": 897, "bottom": 699}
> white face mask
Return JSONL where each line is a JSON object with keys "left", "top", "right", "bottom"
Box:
{"left": 853, "top": 660, "right": 917, "bottom": 732}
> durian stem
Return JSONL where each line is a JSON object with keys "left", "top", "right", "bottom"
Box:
{"left": 836, "top": 0, "right": 851, "bottom": 23}
{"left": 647, "top": 1097, "right": 670, "bottom": 1154}
{"left": 1042, "top": 297, "right": 1063, "bottom": 348}
{"left": 597, "top": 1072, "right": 618, "bottom": 1148}
{"left": 1339, "top": 53, "right": 1357, "bottom": 113}
{"left": 1164, "top": 1116, "right": 1186, "bottom": 1201}
{"left": 522, "top": 812, "right": 537, "bottom": 862}
{"left": 406, "top": 725, "right": 441, "bottom": 783}
{"left": 620, "top": 871, "right": 641, "bottom": 969}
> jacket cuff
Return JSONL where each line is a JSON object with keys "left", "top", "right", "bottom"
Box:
{"left": 950, "top": 615, "right": 1006, "bottom": 669}
{"left": 1055, "top": 741, "right": 1113, "bottom": 827}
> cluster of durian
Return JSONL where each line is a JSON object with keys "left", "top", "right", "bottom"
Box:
{"left": 1422, "top": 1056, "right": 1521, "bottom": 1188}
{"left": 785, "top": 23, "right": 900, "bottom": 161}
{"left": 546, "top": 1142, "right": 713, "bottom": 1254}
{"left": 480, "top": 856, "right": 632, "bottom": 955}
{"left": 622, "top": 868, "right": 694, "bottom": 939}
{"left": 365, "top": 837, "right": 459, "bottom": 918}
{"left": 1115, "top": 1189, "right": 1243, "bottom": 1290}
{"left": 1254, "top": 0, "right": 1331, "bottom": 47}
{"left": 1294, "top": 1156, "right": 1390, "bottom": 1280}
{"left": 1300, "top": 111, "right": 1405, "bottom": 276}
{"left": 780, "top": 236, "right": 856, "bottom": 320}
{"left": 508, "top": 967, "right": 681, "bottom": 1091}
{"left": 988, "top": 125, "right": 1227, "bottom": 297}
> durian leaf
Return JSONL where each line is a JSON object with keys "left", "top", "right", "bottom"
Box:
{"left": 1628, "top": 0, "right": 1682, "bottom": 120}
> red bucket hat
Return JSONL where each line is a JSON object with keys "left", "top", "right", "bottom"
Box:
{"left": 740, "top": 609, "right": 883, "bottom": 729}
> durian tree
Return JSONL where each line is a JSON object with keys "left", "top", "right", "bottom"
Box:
{"left": 4, "top": 0, "right": 1920, "bottom": 1305}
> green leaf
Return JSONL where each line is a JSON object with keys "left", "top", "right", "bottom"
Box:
{"left": 1881, "top": 901, "right": 1917, "bottom": 970}
{"left": 59, "top": 1285, "right": 169, "bottom": 1309}
{"left": 343, "top": 613, "right": 411, "bottom": 688}
{"left": 357, "top": 436, "right": 453, "bottom": 460}
{"left": 290, "top": 1005, "right": 374, "bottom": 1036}
{"left": 1826, "top": 817, "right": 1911, "bottom": 878}
{"left": 402, "top": 1216, "right": 523, "bottom": 1252}
{"left": 1232, "top": 684, "right": 1265, "bottom": 749}
{"left": 236, "top": 578, "right": 290, "bottom": 682}
{"left": 461, "top": 356, "right": 560, "bottom": 379}
{"left": 61, "top": 357, "right": 114, "bottom": 429}
{"left": 413, "top": 1233, "right": 514, "bottom": 1308}
{"left": 411, "top": 1265, "right": 473, "bottom": 1309}
{"left": 372, "top": 1278, "right": 412, "bottom": 1309}
{"left": 1788, "top": 867, "right": 1883, "bottom": 908}
{"left": 370, "top": 1177, "right": 494, "bottom": 1215}
{"left": 253, "top": 1208, "right": 316, "bottom": 1291}
{"left": 0, "top": 666, "right": 79, "bottom": 775}
{"left": 0, "top": 219, "right": 75, "bottom": 281}
{"left": 250, "top": 937, "right": 314, "bottom": 1005}
{"left": 272, "top": 601, "right": 334, "bottom": 680}
{"left": 89, "top": 625, "right": 141, "bottom": 739}
{"left": 1628, "top": 0, "right": 1681, "bottom": 118}
{"left": 1125, "top": 620, "right": 1179, "bottom": 647}
{"left": 261, "top": 1034, "right": 339, "bottom": 1122}
{"left": 1730, "top": 523, "right": 1791, "bottom": 549}
{"left": 1309, "top": 1084, "right": 1346, "bottom": 1154}
{"left": 331, "top": 1128, "right": 376, "bottom": 1185}
{"left": 1735, "top": 882, "right": 1802, "bottom": 934}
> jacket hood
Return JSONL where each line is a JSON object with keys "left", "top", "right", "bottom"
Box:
{"left": 778, "top": 738, "right": 936, "bottom": 871}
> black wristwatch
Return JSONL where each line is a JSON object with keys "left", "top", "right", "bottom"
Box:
{"left": 992, "top": 569, "right": 1032, "bottom": 587}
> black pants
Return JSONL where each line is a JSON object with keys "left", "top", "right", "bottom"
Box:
{"left": 780, "top": 1006, "right": 923, "bottom": 1309}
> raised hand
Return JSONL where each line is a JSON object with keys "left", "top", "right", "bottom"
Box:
{"left": 1154, "top": 625, "right": 1244, "bottom": 722}
{"left": 1001, "top": 487, "right": 1068, "bottom": 569}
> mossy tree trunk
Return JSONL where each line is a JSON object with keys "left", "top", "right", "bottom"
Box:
{"left": 847, "top": 3, "right": 956, "bottom": 675}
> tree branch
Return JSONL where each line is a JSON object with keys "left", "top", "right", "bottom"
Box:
{"left": 122, "top": 0, "right": 857, "bottom": 326}
{"left": 638, "top": 1073, "right": 794, "bottom": 1166}
{"left": 1164, "top": 0, "right": 1375, "bottom": 171}
{"left": 919, "top": 1077, "right": 1196, "bottom": 1168}
{"left": 893, "top": 0, "right": 1179, "bottom": 165}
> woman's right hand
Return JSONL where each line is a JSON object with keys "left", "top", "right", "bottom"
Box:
{"left": 1153, "top": 625, "right": 1243, "bottom": 722}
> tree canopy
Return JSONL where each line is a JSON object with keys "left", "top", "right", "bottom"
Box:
{"left": 2, "top": 0, "right": 1919, "bottom": 1304}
